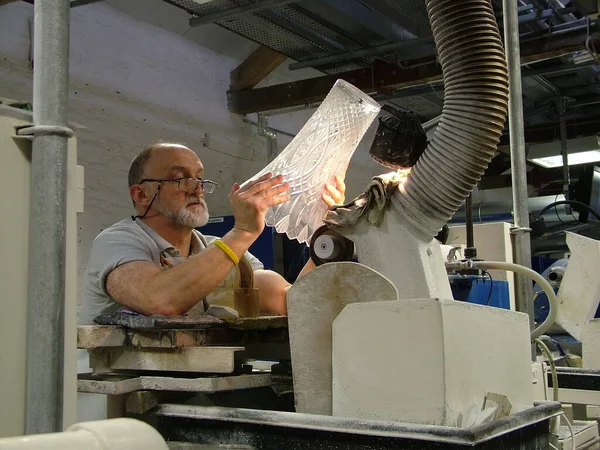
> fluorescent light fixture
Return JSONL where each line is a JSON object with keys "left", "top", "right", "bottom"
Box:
{"left": 530, "top": 150, "right": 600, "bottom": 168}
{"left": 189, "top": 0, "right": 215, "bottom": 4}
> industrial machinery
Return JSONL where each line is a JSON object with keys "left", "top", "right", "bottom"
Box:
{"left": 7, "top": 0, "right": 600, "bottom": 449}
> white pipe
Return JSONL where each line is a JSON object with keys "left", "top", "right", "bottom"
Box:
{"left": 0, "top": 419, "right": 168, "bottom": 450}
{"left": 470, "top": 261, "right": 558, "bottom": 340}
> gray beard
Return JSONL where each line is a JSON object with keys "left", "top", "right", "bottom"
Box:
{"left": 155, "top": 195, "right": 209, "bottom": 228}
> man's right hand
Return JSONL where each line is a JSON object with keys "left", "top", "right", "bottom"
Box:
{"left": 229, "top": 173, "right": 290, "bottom": 235}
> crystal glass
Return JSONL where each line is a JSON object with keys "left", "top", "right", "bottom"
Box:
{"left": 244, "top": 79, "right": 381, "bottom": 243}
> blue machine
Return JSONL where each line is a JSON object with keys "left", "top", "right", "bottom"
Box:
{"left": 449, "top": 275, "right": 511, "bottom": 310}
{"left": 531, "top": 255, "right": 600, "bottom": 323}
{"left": 198, "top": 215, "right": 275, "bottom": 270}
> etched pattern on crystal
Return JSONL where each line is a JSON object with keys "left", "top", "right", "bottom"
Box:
{"left": 243, "top": 80, "right": 381, "bottom": 243}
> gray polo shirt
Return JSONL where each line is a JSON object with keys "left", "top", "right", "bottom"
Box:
{"left": 79, "top": 218, "right": 263, "bottom": 325}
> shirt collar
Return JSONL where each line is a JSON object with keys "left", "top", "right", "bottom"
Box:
{"left": 134, "top": 218, "right": 175, "bottom": 253}
{"left": 189, "top": 230, "right": 204, "bottom": 255}
{"left": 134, "top": 218, "right": 205, "bottom": 256}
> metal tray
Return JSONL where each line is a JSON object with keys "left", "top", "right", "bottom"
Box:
{"left": 149, "top": 401, "right": 562, "bottom": 449}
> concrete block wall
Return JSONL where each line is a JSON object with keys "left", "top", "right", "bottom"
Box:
{"left": 0, "top": 1, "right": 386, "bottom": 303}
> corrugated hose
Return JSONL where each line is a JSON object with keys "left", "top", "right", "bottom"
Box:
{"left": 393, "top": 0, "right": 509, "bottom": 239}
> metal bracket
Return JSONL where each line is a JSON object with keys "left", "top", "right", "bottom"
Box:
{"left": 446, "top": 246, "right": 462, "bottom": 263}
{"left": 510, "top": 226, "right": 532, "bottom": 235}
{"left": 257, "top": 113, "right": 278, "bottom": 161}
{"left": 15, "top": 124, "right": 74, "bottom": 140}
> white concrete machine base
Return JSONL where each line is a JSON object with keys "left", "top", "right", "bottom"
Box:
{"left": 332, "top": 298, "right": 535, "bottom": 426}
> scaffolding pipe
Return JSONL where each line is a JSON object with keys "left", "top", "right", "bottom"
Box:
{"left": 25, "top": 0, "right": 71, "bottom": 434}
{"left": 257, "top": 113, "right": 278, "bottom": 162}
{"left": 559, "top": 97, "right": 571, "bottom": 200}
{"left": 503, "top": 0, "right": 536, "bottom": 349}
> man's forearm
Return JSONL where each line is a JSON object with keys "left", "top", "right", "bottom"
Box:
{"left": 146, "top": 228, "right": 257, "bottom": 314}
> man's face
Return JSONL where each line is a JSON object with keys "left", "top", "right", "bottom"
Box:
{"left": 145, "top": 145, "right": 210, "bottom": 228}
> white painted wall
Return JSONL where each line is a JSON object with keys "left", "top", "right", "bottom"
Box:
{"left": 0, "top": 1, "right": 385, "bottom": 305}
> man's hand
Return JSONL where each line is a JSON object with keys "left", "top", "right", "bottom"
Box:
{"left": 229, "top": 173, "right": 290, "bottom": 235}
{"left": 321, "top": 175, "right": 346, "bottom": 208}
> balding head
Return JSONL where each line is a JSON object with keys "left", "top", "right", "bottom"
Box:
{"left": 128, "top": 142, "right": 194, "bottom": 188}
{"left": 128, "top": 142, "right": 199, "bottom": 207}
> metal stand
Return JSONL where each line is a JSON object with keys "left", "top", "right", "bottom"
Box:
{"left": 503, "top": 0, "right": 535, "bottom": 349}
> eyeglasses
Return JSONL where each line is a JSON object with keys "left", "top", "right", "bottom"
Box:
{"left": 140, "top": 178, "right": 218, "bottom": 194}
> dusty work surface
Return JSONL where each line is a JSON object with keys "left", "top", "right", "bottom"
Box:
{"left": 78, "top": 372, "right": 273, "bottom": 395}
{"left": 92, "top": 312, "right": 287, "bottom": 330}
{"left": 78, "top": 315, "right": 289, "bottom": 349}
{"left": 93, "top": 312, "right": 223, "bottom": 329}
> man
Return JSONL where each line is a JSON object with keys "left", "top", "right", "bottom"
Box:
{"left": 79, "top": 142, "right": 345, "bottom": 324}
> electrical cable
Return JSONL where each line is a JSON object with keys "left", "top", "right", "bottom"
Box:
{"left": 554, "top": 203, "right": 567, "bottom": 224}
{"left": 539, "top": 335, "right": 571, "bottom": 367}
{"left": 131, "top": 184, "right": 161, "bottom": 221}
{"left": 484, "top": 271, "right": 494, "bottom": 306}
{"left": 538, "top": 200, "right": 600, "bottom": 222}
{"left": 568, "top": 198, "right": 580, "bottom": 222}
{"left": 468, "top": 261, "right": 558, "bottom": 339}
{"left": 535, "top": 337, "right": 559, "bottom": 402}
{"left": 585, "top": 31, "right": 600, "bottom": 63}
{"left": 560, "top": 412, "right": 575, "bottom": 450}
{"left": 554, "top": 194, "right": 569, "bottom": 225}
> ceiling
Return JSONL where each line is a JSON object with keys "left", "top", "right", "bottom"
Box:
{"left": 21, "top": 1, "right": 600, "bottom": 181}
{"left": 156, "top": 0, "right": 600, "bottom": 127}
{"left": 49, "top": 0, "right": 600, "bottom": 148}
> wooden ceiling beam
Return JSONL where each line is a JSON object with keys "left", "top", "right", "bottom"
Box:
{"left": 230, "top": 46, "right": 287, "bottom": 93}
{"left": 228, "top": 28, "right": 592, "bottom": 114}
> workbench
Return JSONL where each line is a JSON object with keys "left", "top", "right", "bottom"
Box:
{"left": 76, "top": 313, "right": 571, "bottom": 448}
{"left": 77, "top": 314, "right": 292, "bottom": 416}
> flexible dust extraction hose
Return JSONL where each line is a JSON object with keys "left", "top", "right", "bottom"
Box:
{"left": 472, "top": 261, "right": 558, "bottom": 339}
{"left": 394, "top": 0, "right": 509, "bottom": 239}
{"left": 447, "top": 260, "right": 558, "bottom": 340}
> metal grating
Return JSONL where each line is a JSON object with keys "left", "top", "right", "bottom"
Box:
{"left": 165, "top": 0, "right": 425, "bottom": 73}
{"left": 217, "top": 5, "right": 375, "bottom": 71}
{"left": 315, "top": 61, "right": 368, "bottom": 73}
{"left": 268, "top": 4, "right": 378, "bottom": 52}
{"left": 219, "top": 13, "right": 340, "bottom": 63}
{"left": 253, "top": 6, "right": 365, "bottom": 55}
{"left": 547, "top": 70, "right": 598, "bottom": 90}
{"left": 165, "top": 0, "right": 253, "bottom": 15}
{"left": 522, "top": 76, "right": 558, "bottom": 101}
{"left": 386, "top": 94, "right": 443, "bottom": 121}
{"left": 374, "top": 0, "right": 430, "bottom": 29}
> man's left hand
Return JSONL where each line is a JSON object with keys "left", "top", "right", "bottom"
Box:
{"left": 321, "top": 175, "right": 346, "bottom": 209}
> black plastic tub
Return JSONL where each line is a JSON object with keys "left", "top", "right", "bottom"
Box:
{"left": 149, "top": 401, "right": 561, "bottom": 449}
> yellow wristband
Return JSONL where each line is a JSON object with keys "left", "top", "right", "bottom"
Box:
{"left": 214, "top": 239, "right": 240, "bottom": 265}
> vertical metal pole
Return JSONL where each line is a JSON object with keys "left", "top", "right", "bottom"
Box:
{"left": 25, "top": 0, "right": 71, "bottom": 434}
{"left": 558, "top": 98, "right": 570, "bottom": 201}
{"left": 464, "top": 193, "right": 477, "bottom": 259}
{"left": 503, "top": 0, "right": 536, "bottom": 347}
{"left": 257, "top": 113, "right": 278, "bottom": 162}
